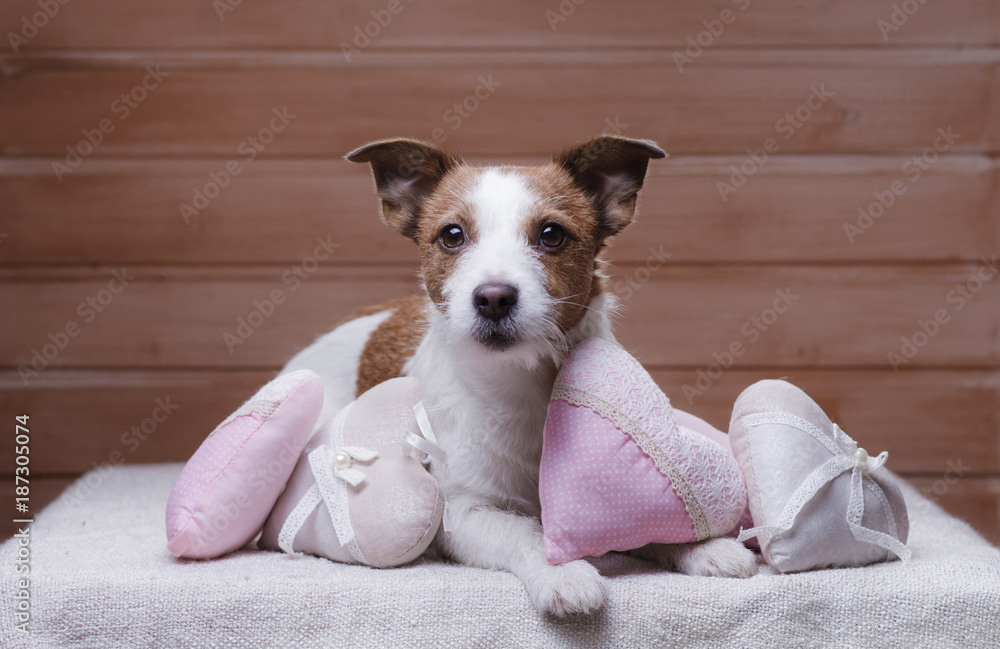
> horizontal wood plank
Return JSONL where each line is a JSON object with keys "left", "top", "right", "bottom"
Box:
{"left": 0, "top": 369, "right": 996, "bottom": 475}
{"left": 1, "top": 156, "right": 997, "bottom": 265}
{"left": 1, "top": 0, "right": 997, "bottom": 50}
{"left": 2, "top": 265, "right": 998, "bottom": 370}
{"left": 1, "top": 52, "right": 997, "bottom": 156}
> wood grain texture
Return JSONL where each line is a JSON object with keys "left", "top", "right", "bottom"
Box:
{"left": 1, "top": 155, "right": 997, "bottom": 265}
{"left": 0, "top": 369, "right": 996, "bottom": 475}
{"left": 1, "top": 51, "right": 998, "bottom": 156}
{"left": 2, "top": 265, "right": 997, "bottom": 369}
{"left": 1, "top": 0, "right": 997, "bottom": 50}
{"left": 1, "top": 0, "right": 997, "bottom": 552}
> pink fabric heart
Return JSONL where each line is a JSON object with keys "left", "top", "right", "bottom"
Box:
{"left": 540, "top": 338, "right": 748, "bottom": 564}
{"left": 165, "top": 370, "right": 323, "bottom": 559}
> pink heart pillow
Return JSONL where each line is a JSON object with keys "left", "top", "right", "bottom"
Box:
{"left": 540, "top": 338, "right": 748, "bottom": 564}
{"left": 165, "top": 370, "right": 323, "bottom": 559}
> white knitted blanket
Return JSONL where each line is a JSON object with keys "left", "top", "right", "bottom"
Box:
{"left": 2, "top": 464, "right": 998, "bottom": 649}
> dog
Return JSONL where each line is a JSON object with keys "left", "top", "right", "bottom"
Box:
{"left": 280, "top": 135, "right": 757, "bottom": 616}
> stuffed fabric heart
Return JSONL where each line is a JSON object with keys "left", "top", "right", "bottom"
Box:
{"left": 730, "top": 379, "right": 911, "bottom": 573}
{"left": 540, "top": 337, "right": 748, "bottom": 564}
{"left": 166, "top": 369, "right": 322, "bottom": 559}
{"left": 259, "top": 377, "right": 444, "bottom": 568}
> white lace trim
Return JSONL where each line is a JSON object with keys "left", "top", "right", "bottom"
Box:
{"left": 211, "top": 370, "right": 313, "bottom": 435}
{"left": 274, "top": 401, "right": 368, "bottom": 564}
{"left": 277, "top": 484, "right": 322, "bottom": 554}
{"left": 311, "top": 402, "right": 367, "bottom": 564}
{"left": 742, "top": 411, "right": 841, "bottom": 457}
{"left": 865, "top": 479, "right": 898, "bottom": 540}
{"left": 737, "top": 413, "right": 911, "bottom": 562}
{"left": 554, "top": 338, "right": 747, "bottom": 538}
{"left": 552, "top": 383, "right": 712, "bottom": 541}
{"left": 214, "top": 398, "right": 281, "bottom": 433}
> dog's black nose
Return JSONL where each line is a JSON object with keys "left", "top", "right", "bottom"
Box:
{"left": 473, "top": 283, "right": 518, "bottom": 321}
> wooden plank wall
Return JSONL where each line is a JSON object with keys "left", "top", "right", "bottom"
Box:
{"left": 1, "top": 1, "right": 998, "bottom": 544}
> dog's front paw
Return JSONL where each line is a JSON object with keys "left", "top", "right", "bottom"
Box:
{"left": 678, "top": 537, "right": 758, "bottom": 579}
{"left": 527, "top": 559, "right": 608, "bottom": 617}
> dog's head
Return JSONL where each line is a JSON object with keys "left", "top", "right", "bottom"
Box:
{"left": 347, "top": 135, "right": 665, "bottom": 365}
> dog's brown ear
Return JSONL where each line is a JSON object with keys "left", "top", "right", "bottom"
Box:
{"left": 346, "top": 138, "right": 461, "bottom": 240}
{"left": 554, "top": 136, "right": 666, "bottom": 237}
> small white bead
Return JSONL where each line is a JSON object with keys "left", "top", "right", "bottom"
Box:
{"left": 854, "top": 447, "right": 869, "bottom": 470}
{"left": 333, "top": 451, "right": 352, "bottom": 470}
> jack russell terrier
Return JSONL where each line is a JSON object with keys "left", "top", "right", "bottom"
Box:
{"left": 280, "top": 135, "right": 757, "bottom": 616}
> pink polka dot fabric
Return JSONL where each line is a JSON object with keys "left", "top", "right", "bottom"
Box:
{"left": 543, "top": 401, "right": 696, "bottom": 560}
{"left": 540, "top": 338, "right": 748, "bottom": 564}
{"left": 165, "top": 370, "right": 323, "bottom": 559}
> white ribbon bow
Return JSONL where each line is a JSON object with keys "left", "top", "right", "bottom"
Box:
{"left": 326, "top": 445, "right": 378, "bottom": 486}
{"left": 737, "top": 413, "right": 911, "bottom": 563}
{"left": 399, "top": 401, "right": 452, "bottom": 532}
{"left": 277, "top": 398, "right": 453, "bottom": 560}
{"left": 400, "top": 401, "right": 448, "bottom": 466}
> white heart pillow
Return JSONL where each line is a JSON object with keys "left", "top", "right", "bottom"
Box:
{"left": 730, "top": 379, "right": 911, "bottom": 572}
{"left": 259, "top": 377, "right": 444, "bottom": 568}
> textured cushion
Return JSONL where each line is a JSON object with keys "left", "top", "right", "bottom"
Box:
{"left": 165, "top": 370, "right": 323, "bottom": 559}
{"left": 730, "top": 379, "right": 910, "bottom": 573}
{"left": 259, "top": 377, "right": 443, "bottom": 568}
{"left": 7, "top": 463, "right": 999, "bottom": 649}
{"left": 540, "top": 337, "right": 747, "bottom": 564}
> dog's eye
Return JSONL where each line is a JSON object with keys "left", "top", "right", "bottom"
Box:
{"left": 539, "top": 223, "right": 566, "bottom": 249}
{"left": 439, "top": 225, "right": 465, "bottom": 249}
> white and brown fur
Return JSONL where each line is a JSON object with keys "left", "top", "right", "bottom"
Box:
{"left": 280, "top": 136, "right": 757, "bottom": 616}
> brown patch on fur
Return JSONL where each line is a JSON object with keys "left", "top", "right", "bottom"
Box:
{"left": 415, "top": 165, "right": 483, "bottom": 310}
{"left": 519, "top": 165, "right": 604, "bottom": 335}
{"left": 351, "top": 295, "right": 430, "bottom": 397}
